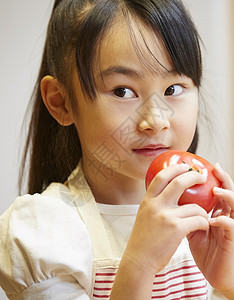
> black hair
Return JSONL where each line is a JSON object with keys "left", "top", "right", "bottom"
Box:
{"left": 19, "top": 0, "right": 202, "bottom": 195}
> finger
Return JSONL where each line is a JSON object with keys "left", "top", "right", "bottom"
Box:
{"left": 209, "top": 216, "right": 234, "bottom": 240}
{"left": 213, "top": 187, "right": 234, "bottom": 215}
{"left": 146, "top": 163, "right": 190, "bottom": 198}
{"left": 173, "top": 203, "right": 208, "bottom": 219}
{"left": 213, "top": 163, "right": 234, "bottom": 191}
{"left": 160, "top": 170, "right": 206, "bottom": 205}
{"left": 180, "top": 215, "right": 209, "bottom": 236}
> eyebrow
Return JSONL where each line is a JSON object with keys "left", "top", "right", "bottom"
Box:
{"left": 99, "top": 65, "right": 143, "bottom": 79}
{"left": 98, "top": 65, "right": 178, "bottom": 79}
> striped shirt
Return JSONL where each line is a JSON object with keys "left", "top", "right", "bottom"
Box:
{"left": 93, "top": 260, "right": 208, "bottom": 299}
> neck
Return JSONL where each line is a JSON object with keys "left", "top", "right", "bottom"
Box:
{"left": 81, "top": 159, "right": 146, "bottom": 205}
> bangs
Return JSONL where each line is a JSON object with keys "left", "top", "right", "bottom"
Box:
{"left": 75, "top": 0, "right": 202, "bottom": 100}
{"left": 124, "top": 0, "right": 202, "bottom": 85}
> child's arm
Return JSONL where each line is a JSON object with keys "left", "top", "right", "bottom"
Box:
{"left": 188, "top": 163, "right": 234, "bottom": 299}
{"left": 110, "top": 164, "right": 209, "bottom": 299}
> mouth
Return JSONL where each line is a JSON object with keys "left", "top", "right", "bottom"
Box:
{"left": 132, "top": 144, "right": 169, "bottom": 157}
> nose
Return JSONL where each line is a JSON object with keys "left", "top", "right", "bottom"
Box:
{"left": 137, "top": 95, "right": 171, "bottom": 134}
{"left": 137, "top": 114, "right": 170, "bottom": 133}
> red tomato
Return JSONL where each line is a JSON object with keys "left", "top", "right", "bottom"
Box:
{"left": 145, "top": 150, "right": 222, "bottom": 213}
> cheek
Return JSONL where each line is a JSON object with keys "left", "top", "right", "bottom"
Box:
{"left": 175, "top": 93, "right": 198, "bottom": 126}
{"left": 172, "top": 99, "right": 198, "bottom": 148}
{"left": 75, "top": 106, "right": 126, "bottom": 154}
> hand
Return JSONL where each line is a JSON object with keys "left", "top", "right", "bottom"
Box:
{"left": 188, "top": 163, "right": 234, "bottom": 299}
{"left": 124, "top": 164, "right": 209, "bottom": 276}
{"left": 111, "top": 164, "right": 209, "bottom": 300}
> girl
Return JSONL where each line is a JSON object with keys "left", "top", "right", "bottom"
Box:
{"left": 0, "top": 0, "right": 234, "bottom": 299}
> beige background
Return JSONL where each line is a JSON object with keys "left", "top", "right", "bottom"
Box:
{"left": 184, "top": 0, "right": 234, "bottom": 179}
{"left": 0, "top": 0, "right": 233, "bottom": 298}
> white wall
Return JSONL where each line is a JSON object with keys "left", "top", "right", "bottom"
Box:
{"left": 184, "top": 0, "right": 234, "bottom": 179}
{"left": 0, "top": 0, "right": 53, "bottom": 215}
{"left": 0, "top": 0, "right": 233, "bottom": 298}
{"left": 0, "top": 1, "right": 53, "bottom": 298}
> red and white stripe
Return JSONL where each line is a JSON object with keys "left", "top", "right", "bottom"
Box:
{"left": 152, "top": 260, "right": 208, "bottom": 299}
{"left": 93, "top": 268, "right": 116, "bottom": 299}
{"left": 93, "top": 260, "right": 208, "bottom": 299}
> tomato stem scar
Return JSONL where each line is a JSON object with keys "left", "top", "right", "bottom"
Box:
{"left": 181, "top": 160, "right": 200, "bottom": 173}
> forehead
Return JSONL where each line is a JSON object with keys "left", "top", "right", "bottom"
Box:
{"left": 95, "top": 15, "right": 173, "bottom": 77}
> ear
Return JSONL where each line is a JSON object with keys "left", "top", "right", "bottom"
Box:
{"left": 41, "top": 75, "right": 74, "bottom": 126}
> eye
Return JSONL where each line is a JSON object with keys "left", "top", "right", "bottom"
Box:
{"left": 164, "top": 84, "right": 183, "bottom": 96}
{"left": 113, "top": 87, "right": 137, "bottom": 99}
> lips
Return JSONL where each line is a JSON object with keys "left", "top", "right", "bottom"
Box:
{"left": 133, "top": 144, "right": 169, "bottom": 157}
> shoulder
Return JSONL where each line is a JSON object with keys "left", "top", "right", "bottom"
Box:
{"left": 3, "top": 184, "right": 90, "bottom": 245}
{"left": 0, "top": 185, "right": 92, "bottom": 297}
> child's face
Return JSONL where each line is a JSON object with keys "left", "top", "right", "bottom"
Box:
{"left": 71, "top": 17, "right": 198, "bottom": 182}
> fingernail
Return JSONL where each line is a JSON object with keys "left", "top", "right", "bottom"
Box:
{"left": 213, "top": 187, "right": 224, "bottom": 194}
{"left": 201, "top": 169, "right": 208, "bottom": 182}
{"left": 181, "top": 163, "right": 190, "bottom": 170}
{"left": 209, "top": 218, "right": 217, "bottom": 224}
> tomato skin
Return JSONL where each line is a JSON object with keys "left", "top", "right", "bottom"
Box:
{"left": 145, "top": 150, "right": 222, "bottom": 213}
